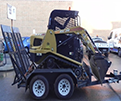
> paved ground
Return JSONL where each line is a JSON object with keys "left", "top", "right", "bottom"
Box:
{"left": 0, "top": 53, "right": 121, "bottom": 101}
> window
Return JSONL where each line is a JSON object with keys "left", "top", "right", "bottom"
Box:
{"left": 109, "top": 32, "right": 113, "bottom": 39}
{"left": 33, "top": 38, "right": 42, "bottom": 46}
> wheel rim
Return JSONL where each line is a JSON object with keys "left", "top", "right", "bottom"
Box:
{"left": 58, "top": 78, "right": 71, "bottom": 96}
{"left": 33, "top": 80, "right": 45, "bottom": 97}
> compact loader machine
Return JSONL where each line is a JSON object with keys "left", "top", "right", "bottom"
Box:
{"left": 1, "top": 10, "right": 121, "bottom": 100}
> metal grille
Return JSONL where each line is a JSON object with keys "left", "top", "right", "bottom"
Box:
{"left": 1, "top": 25, "right": 30, "bottom": 84}
{"left": 54, "top": 16, "right": 78, "bottom": 31}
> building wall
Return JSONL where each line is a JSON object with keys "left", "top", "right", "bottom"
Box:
{"left": 0, "top": 0, "right": 73, "bottom": 36}
{"left": 1, "top": 0, "right": 121, "bottom": 41}
{"left": 92, "top": 21, "right": 121, "bottom": 41}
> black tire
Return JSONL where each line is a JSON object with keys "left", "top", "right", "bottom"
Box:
{"left": 104, "top": 52, "right": 108, "bottom": 57}
{"left": 118, "top": 49, "right": 121, "bottom": 57}
{"left": 54, "top": 74, "right": 74, "bottom": 99}
{"left": 29, "top": 75, "right": 49, "bottom": 100}
{"left": 25, "top": 47, "right": 29, "bottom": 53}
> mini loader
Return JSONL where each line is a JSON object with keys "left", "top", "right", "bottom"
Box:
{"left": 1, "top": 9, "right": 121, "bottom": 100}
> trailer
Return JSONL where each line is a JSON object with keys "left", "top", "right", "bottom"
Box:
{"left": 1, "top": 9, "right": 121, "bottom": 100}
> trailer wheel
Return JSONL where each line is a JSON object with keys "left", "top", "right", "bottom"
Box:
{"left": 54, "top": 74, "right": 74, "bottom": 99}
{"left": 29, "top": 75, "right": 49, "bottom": 100}
{"left": 118, "top": 49, "right": 121, "bottom": 57}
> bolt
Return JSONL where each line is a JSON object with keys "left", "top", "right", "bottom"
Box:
{"left": 51, "top": 48, "right": 53, "bottom": 51}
